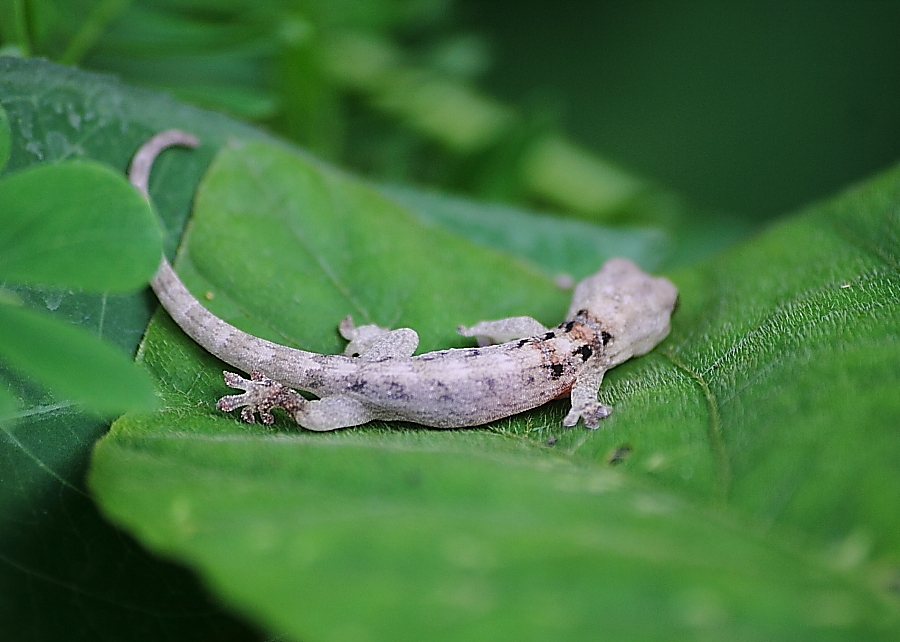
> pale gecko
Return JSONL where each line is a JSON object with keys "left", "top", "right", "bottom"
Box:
{"left": 130, "top": 130, "right": 678, "bottom": 431}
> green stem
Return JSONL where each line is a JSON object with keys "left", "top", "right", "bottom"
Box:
{"left": 5, "top": 0, "right": 32, "bottom": 56}
{"left": 58, "top": 0, "right": 130, "bottom": 65}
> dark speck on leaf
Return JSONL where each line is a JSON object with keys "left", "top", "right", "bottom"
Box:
{"left": 885, "top": 569, "right": 900, "bottom": 593}
{"left": 607, "top": 445, "right": 632, "bottom": 465}
{"left": 403, "top": 469, "right": 422, "bottom": 486}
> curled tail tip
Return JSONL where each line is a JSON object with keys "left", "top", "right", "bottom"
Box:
{"left": 147, "top": 129, "right": 200, "bottom": 149}
{"left": 128, "top": 129, "right": 200, "bottom": 197}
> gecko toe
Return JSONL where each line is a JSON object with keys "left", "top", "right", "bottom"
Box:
{"left": 563, "top": 402, "right": 612, "bottom": 429}
{"left": 216, "top": 394, "right": 242, "bottom": 412}
{"left": 222, "top": 370, "right": 247, "bottom": 388}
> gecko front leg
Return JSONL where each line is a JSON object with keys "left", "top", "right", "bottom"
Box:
{"left": 457, "top": 316, "right": 549, "bottom": 346}
{"left": 339, "top": 316, "right": 419, "bottom": 359}
{"left": 562, "top": 363, "right": 612, "bottom": 428}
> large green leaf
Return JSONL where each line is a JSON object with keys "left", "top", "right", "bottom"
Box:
{"left": 89, "top": 139, "right": 900, "bottom": 641}
{"left": 182, "top": 141, "right": 567, "bottom": 353}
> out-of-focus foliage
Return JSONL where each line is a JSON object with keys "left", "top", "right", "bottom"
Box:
{"left": 0, "top": 0, "right": 663, "bottom": 226}
{"left": 0, "top": 102, "right": 161, "bottom": 419}
{"left": 471, "top": 3, "right": 900, "bottom": 220}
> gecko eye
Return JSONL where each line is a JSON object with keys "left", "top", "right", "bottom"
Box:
{"left": 351, "top": 352, "right": 360, "bottom": 358}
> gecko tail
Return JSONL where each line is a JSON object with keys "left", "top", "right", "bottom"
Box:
{"left": 128, "top": 130, "right": 199, "bottom": 200}
{"left": 128, "top": 130, "right": 334, "bottom": 385}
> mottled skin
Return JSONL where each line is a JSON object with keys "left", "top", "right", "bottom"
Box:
{"left": 132, "top": 131, "right": 678, "bottom": 431}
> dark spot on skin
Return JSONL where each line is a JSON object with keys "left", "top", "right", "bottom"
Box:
{"left": 434, "top": 381, "right": 454, "bottom": 404}
{"left": 516, "top": 338, "right": 530, "bottom": 348}
{"left": 577, "top": 309, "right": 588, "bottom": 317}
{"left": 573, "top": 345, "right": 593, "bottom": 362}
{"left": 464, "top": 349, "right": 481, "bottom": 357}
{"left": 305, "top": 372, "right": 326, "bottom": 389}
{"left": 606, "top": 444, "right": 632, "bottom": 466}
{"left": 546, "top": 436, "right": 557, "bottom": 446}
{"left": 601, "top": 331, "right": 613, "bottom": 346}
{"left": 348, "top": 380, "right": 367, "bottom": 393}
{"left": 548, "top": 363, "right": 565, "bottom": 379}
{"left": 562, "top": 321, "right": 576, "bottom": 332}
{"left": 386, "top": 381, "right": 411, "bottom": 400}
{"left": 542, "top": 331, "right": 556, "bottom": 340}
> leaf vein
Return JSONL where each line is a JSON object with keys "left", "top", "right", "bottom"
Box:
{"left": 661, "top": 349, "right": 731, "bottom": 498}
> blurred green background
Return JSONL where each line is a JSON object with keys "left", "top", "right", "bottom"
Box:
{"left": 466, "top": 1, "right": 900, "bottom": 220}
{"left": 3, "top": 0, "right": 900, "bottom": 236}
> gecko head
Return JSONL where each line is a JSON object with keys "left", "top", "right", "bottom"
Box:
{"left": 566, "top": 258, "right": 678, "bottom": 363}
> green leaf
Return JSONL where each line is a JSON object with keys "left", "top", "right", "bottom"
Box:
{"left": 0, "top": 57, "right": 268, "bottom": 642}
{"left": 383, "top": 184, "right": 671, "bottom": 278}
{"left": 0, "top": 104, "right": 10, "bottom": 173}
{"left": 0, "top": 160, "right": 161, "bottom": 292}
{"left": 91, "top": 419, "right": 897, "bottom": 642}
{"left": 0, "top": 303, "right": 159, "bottom": 416}
{"left": 0, "top": 384, "right": 18, "bottom": 418}
{"left": 89, "top": 140, "right": 900, "bottom": 641}
{"left": 181, "top": 141, "right": 567, "bottom": 355}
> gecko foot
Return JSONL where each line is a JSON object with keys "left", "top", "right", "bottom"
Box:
{"left": 216, "top": 370, "right": 306, "bottom": 425}
{"left": 562, "top": 402, "right": 612, "bottom": 429}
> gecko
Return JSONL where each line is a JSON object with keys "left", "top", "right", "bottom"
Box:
{"left": 130, "top": 130, "right": 678, "bottom": 431}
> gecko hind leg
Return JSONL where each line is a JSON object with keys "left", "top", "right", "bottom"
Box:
{"left": 216, "top": 371, "right": 306, "bottom": 425}
{"left": 216, "top": 371, "right": 375, "bottom": 431}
